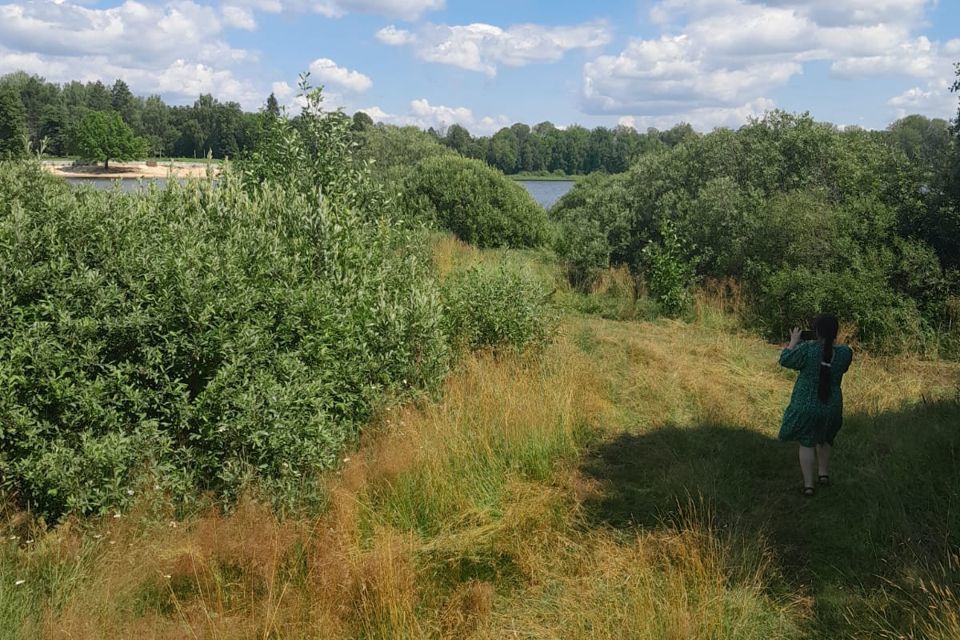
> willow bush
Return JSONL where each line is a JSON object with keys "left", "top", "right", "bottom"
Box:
{"left": 443, "top": 263, "right": 555, "bottom": 353}
{"left": 0, "top": 87, "right": 451, "bottom": 520}
{"left": 400, "top": 155, "right": 548, "bottom": 249}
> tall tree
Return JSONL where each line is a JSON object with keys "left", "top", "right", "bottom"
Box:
{"left": 487, "top": 127, "right": 518, "bottom": 173}
{"left": 445, "top": 123, "right": 472, "bottom": 155}
{"left": 0, "top": 86, "right": 27, "bottom": 157}
{"left": 351, "top": 110, "right": 373, "bottom": 131}
{"left": 86, "top": 80, "right": 112, "bottom": 111}
{"left": 69, "top": 110, "right": 145, "bottom": 169}
{"left": 111, "top": 79, "right": 139, "bottom": 128}
{"left": 265, "top": 92, "right": 281, "bottom": 118}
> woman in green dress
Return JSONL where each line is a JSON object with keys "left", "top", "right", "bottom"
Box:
{"left": 778, "top": 314, "right": 853, "bottom": 497}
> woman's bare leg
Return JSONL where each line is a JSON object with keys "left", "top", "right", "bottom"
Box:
{"left": 816, "top": 443, "right": 831, "bottom": 478}
{"left": 799, "top": 446, "right": 816, "bottom": 489}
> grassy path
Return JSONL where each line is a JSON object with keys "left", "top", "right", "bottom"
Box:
{"left": 6, "top": 260, "right": 959, "bottom": 638}
{"left": 570, "top": 316, "right": 960, "bottom": 638}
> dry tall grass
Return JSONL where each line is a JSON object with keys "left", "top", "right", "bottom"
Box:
{"left": 7, "top": 252, "right": 960, "bottom": 638}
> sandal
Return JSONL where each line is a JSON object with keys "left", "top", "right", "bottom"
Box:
{"left": 802, "top": 486, "right": 815, "bottom": 497}
{"left": 818, "top": 475, "right": 830, "bottom": 486}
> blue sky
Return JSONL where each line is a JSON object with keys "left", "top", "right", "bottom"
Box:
{"left": 1, "top": 0, "right": 958, "bottom": 134}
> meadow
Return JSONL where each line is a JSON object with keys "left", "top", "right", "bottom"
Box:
{"left": 2, "top": 83, "right": 959, "bottom": 638}
{"left": 3, "top": 238, "right": 959, "bottom": 638}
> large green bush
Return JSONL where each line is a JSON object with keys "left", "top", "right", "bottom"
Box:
{"left": 355, "top": 123, "right": 455, "bottom": 186}
{"left": 552, "top": 111, "right": 957, "bottom": 352}
{"left": 401, "top": 155, "right": 548, "bottom": 249}
{"left": 0, "top": 90, "right": 451, "bottom": 519}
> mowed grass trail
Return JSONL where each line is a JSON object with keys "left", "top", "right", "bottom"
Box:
{"left": 4, "top": 246, "right": 959, "bottom": 639}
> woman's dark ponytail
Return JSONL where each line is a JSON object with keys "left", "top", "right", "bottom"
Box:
{"left": 815, "top": 314, "right": 839, "bottom": 403}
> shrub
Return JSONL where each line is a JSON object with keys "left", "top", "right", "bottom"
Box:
{"left": 551, "top": 111, "right": 957, "bottom": 353}
{"left": 443, "top": 264, "right": 554, "bottom": 352}
{"left": 0, "top": 159, "right": 448, "bottom": 519}
{"left": 401, "top": 156, "right": 547, "bottom": 249}
{"left": 355, "top": 124, "right": 455, "bottom": 187}
{"left": 643, "top": 221, "right": 696, "bottom": 317}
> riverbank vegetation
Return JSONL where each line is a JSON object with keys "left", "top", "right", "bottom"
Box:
{"left": 2, "top": 70, "right": 960, "bottom": 638}
{"left": 554, "top": 110, "right": 960, "bottom": 357}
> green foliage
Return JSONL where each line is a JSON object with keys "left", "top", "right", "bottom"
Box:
{"left": 401, "top": 155, "right": 548, "bottom": 249}
{"left": 643, "top": 221, "right": 695, "bottom": 317}
{"left": 443, "top": 264, "right": 554, "bottom": 352}
{"left": 237, "top": 75, "right": 380, "bottom": 214}
{"left": 435, "top": 119, "right": 672, "bottom": 176}
{"left": 0, "top": 86, "right": 27, "bottom": 159}
{"left": 68, "top": 110, "right": 145, "bottom": 168}
{"left": 0, "top": 71, "right": 270, "bottom": 159}
{"left": 553, "top": 111, "right": 958, "bottom": 352}
{"left": 355, "top": 122, "right": 454, "bottom": 186}
{"left": 0, "top": 150, "right": 449, "bottom": 519}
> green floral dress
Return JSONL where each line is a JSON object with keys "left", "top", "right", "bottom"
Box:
{"left": 778, "top": 341, "right": 853, "bottom": 447}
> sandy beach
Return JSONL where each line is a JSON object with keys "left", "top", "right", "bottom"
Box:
{"left": 43, "top": 160, "right": 220, "bottom": 180}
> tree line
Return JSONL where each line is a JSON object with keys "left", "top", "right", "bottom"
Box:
{"left": 0, "top": 68, "right": 956, "bottom": 185}
{"left": 0, "top": 71, "right": 281, "bottom": 159}
{"left": 429, "top": 121, "right": 697, "bottom": 176}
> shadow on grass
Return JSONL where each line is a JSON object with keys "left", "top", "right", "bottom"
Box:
{"left": 579, "top": 398, "right": 960, "bottom": 636}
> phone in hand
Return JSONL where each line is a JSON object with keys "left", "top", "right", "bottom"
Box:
{"left": 799, "top": 329, "right": 818, "bottom": 341}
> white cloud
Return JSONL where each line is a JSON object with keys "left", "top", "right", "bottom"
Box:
{"left": 583, "top": 0, "right": 957, "bottom": 127}
{"left": 376, "top": 25, "right": 414, "bottom": 45}
{"left": 309, "top": 0, "right": 442, "bottom": 19}
{"left": 618, "top": 97, "right": 777, "bottom": 131}
{"left": 0, "top": 0, "right": 262, "bottom": 108}
{"left": 0, "top": 1, "right": 250, "bottom": 69}
{"left": 652, "top": 0, "right": 929, "bottom": 28}
{"left": 307, "top": 58, "right": 372, "bottom": 92}
{"left": 222, "top": 5, "right": 256, "bottom": 30}
{"left": 377, "top": 20, "right": 611, "bottom": 77}
{"left": 362, "top": 98, "right": 510, "bottom": 135}
{"left": 231, "top": 0, "right": 442, "bottom": 19}
{"left": 886, "top": 39, "right": 960, "bottom": 120}
{"left": 583, "top": 35, "right": 799, "bottom": 114}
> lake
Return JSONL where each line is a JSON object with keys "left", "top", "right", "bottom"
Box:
{"left": 67, "top": 177, "right": 577, "bottom": 209}
{"left": 517, "top": 180, "right": 575, "bottom": 209}
{"left": 66, "top": 177, "right": 173, "bottom": 192}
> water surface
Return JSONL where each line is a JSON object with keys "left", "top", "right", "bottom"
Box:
{"left": 517, "top": 180, "right": 575, "bottom": 209}
{"left": 66, "top": 177, "right": 172, "bottom": 192}
{"left": 67, "top": 176, "right": 578, "bottom": 210}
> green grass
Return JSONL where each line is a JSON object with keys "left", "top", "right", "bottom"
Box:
{"left": 4, "top": 243, "right": 960, "bottom": 639}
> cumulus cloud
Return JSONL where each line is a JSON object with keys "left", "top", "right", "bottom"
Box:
{"left": 886, "top": 38, "right": 960, "bottom": 119}
{"left": 618, "top": 97, "right": 777, "bottom": 131}
{"left": 651, "top": 0, "right": 928, "bottom": 28}
{"left": 0, "top": 0, "right": 262, "bottom": 108}
{"left": 377, "top": 20, "right": 611, "bottom": 77}
{"left": 222, "top": 5, "right": 256, "bottom": 30}
{"left": 230, "top": 0, "right": 442, "bottom": 19}
{"left": 583, "top": 0, "right": 956, "bottom": 127}
{"left": 362, "top": 98, "right": 510, "bottom": 135}
{"left": 309, "top": 0, "right": 442, "bottom": 19}
{"left": 308, "top": 58, "right": 372, "bottom": 92}
{"left": 583, "top": 35, "right": 799, "bottom": 115}
{"left": 0, "top": 0, "right": 251, "bottom": 68}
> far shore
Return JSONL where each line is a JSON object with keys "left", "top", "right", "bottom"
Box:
{"left": 42, "top": 159, "right": 220, "bottom": 180}
{"left": 509, "top": 174, "right": 580, "bottom": 182}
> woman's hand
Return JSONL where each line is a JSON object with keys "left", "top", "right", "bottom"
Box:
{"left": 787, "top": 326, "right": 802, "bottom": 350}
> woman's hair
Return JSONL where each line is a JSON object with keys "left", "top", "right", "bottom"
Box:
{"left": 814, "top": 313, "right": 839, "bottom": 403}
